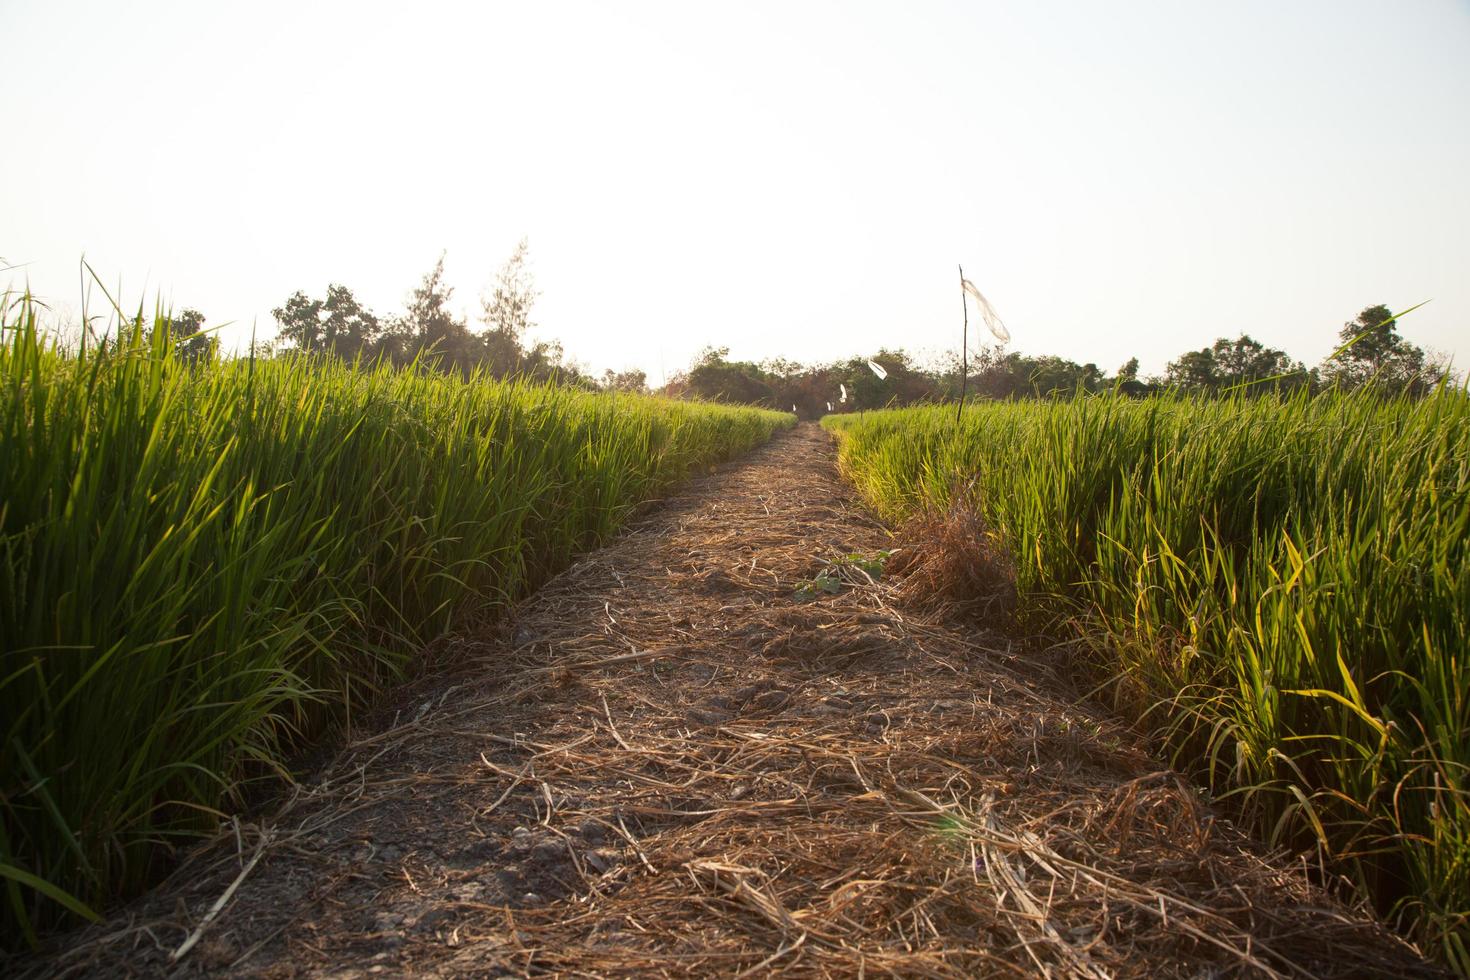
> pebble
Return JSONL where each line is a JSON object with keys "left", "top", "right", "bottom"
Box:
{"left": 531, "top": 839, "right": 565, "bottom": 861}
{"left": 584, "top": 848, "right": 620, "bottom": 873}
{"left": 752, "top": 689, "right": 789, "bottom": 710}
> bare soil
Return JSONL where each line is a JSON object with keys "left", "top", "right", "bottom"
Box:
{"left": 23, "top": 424, "right": 1437, "bottom": 978}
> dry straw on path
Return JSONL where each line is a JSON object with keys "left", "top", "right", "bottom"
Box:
{"left": 18, "top": 426, "right": 1436, "bottom": 978}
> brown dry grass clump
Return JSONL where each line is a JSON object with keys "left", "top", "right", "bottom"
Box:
{"left": 888, "top": 490, "right": 1016, "bottom": 626}
{"left": 9, "top": 425, "right": 1439, "bottom": 979}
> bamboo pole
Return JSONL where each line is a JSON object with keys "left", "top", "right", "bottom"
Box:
{"left": 956, "top": 264, "right": 968, "bottom": 423}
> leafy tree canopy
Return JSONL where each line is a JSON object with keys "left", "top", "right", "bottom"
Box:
{"left": 1321, "top": 304, "right": 1429, "bottom": 393}
{"left": 272, "top": 285, "right": 381, "bottom": 361}
{"left": 1165, "top": 335, "right": 1306, "bottom": 392}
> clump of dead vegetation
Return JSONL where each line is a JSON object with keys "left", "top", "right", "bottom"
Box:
{"left": 888, "top": 488, "right": 1017, "bottom": 626}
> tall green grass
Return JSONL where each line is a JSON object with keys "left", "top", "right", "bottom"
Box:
{"left": 0, "top": 297, "right": 791, "bottom": 947}
{"left": 825, "top": 393, "right": 1469, "bottom": 969}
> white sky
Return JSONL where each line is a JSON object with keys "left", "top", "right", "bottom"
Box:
{"left": 4, "top": 0, "right": 1468, "bottom": 381}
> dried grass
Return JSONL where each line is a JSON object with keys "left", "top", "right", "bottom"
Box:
{"left": 888, "top": 491, "right": 1016, "bottom": 626}
{"left": 10, "top": 426, "right": 1437, "bottom": 978}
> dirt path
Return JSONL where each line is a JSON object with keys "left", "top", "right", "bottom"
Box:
{"left": 32, "top": 425, "right": 1433, "bottom": 978}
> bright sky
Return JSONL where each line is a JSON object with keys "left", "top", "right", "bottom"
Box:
{"left": 4, "top": 0, "right": 1468, "bottom": 382}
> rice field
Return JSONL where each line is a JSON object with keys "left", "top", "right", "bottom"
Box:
{"left": 0, "top": 298, "right": 791, "bottom": 946}
{"left": 824, "top": 393, "right": 1470, "bottom": 969}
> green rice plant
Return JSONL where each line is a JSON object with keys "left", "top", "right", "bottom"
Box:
{"left": 0, "top": 294, "right": 791, "bottom": 947}
{"left": 825, "top": 390, "right": 1470, "bottom": 969}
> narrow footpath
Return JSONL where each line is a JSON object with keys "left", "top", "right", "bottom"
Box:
{"left": 36, "top": 425, "right": 1433, "bottom": 978}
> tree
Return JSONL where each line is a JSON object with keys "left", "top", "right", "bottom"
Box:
{"left": 1165, "top": 335, "right": 1306, "bottom": 393}
{"left": 480, "top": 238, "right": 539, "bottom": 377}
{"left": 1020, "top": 355, "right": 1102, "bottom": 396}
{"left": 1113, "top": 356, "right": 1152, "bottom": 396}
{"left": 1212, "top": 336, "right": 1289, "bottom": 384}
{"left": 1164, "top": 348, "right": 1219, "bottom": 390}
{"left": 404, "top": 253, "right": 478, "bottom": 372}
{"left": 833, "top": 354, "right": 888, "bottom": 411}
{"left": 1209, "top": 335, "right": 1303, "bottom": 389}
{"left": 685, "top": 347, "right": 776, "bottom": 405}
{"left": 951, "top": 349, "right": 1100, "bottom": 399}
{"left": 163, "top": 308, "right": 214, "bottom": 364}
{"left": 272, "top": 285, "right": 381, "bottom": 360}
{"left": 372, "top": 314, "right": 419, "bottom": 367}
{"left": 1321, "top": 304, "right": 1428, "bottom": 394}
{"left": 600, "top": 368, "right": 648, "bottom": 393}
{"left": 521, "top": 339, "right": 593, "bottom": 386}
{"left": 273, "top": 292, "right": 326, "bottom": 352}
{"left": 319, "top": 285, "right": 381, "bottom": 360}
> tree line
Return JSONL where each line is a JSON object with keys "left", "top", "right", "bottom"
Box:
{"left": 268, "top": 240, "right": 596, "bottom": 385}
{"left": 667, "top": 304, "right": 1452, "bottom": 417}
{"left": 148, "top": 241, "right": 644, "bottom": 392}
{"left": 148, "top": 260, "right": 1448, "bottom": 412}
